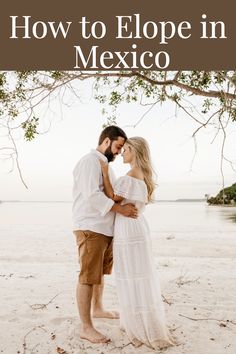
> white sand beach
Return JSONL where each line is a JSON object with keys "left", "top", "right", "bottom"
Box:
{"left": 0, "top": 201, "right": 236, "bottom": 354}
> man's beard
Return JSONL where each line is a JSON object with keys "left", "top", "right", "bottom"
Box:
{"left": 104, "top": 145, "right": 117, "bottom": 162}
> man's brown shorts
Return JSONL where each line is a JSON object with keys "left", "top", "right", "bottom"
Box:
{"left": 74, "top": 230, "right": 113, "bottom": 285}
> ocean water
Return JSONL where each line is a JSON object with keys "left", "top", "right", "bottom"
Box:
{"left": 146, "top": 201, "right": 236, "bottom": 239}
{"left": 0, "top": 201, "right": 235, "bottom": 238}
{"left": 1, "top": 201, "right": 235, "bottom": 264}
{"left": 0, "top": 198, "right": 235, "bottom": 272}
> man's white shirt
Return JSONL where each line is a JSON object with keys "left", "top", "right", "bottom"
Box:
{"left": 72, "top": 149, "right": 115, "bottom": 236}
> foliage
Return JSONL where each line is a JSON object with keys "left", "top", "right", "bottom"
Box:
{"left": 0, "top": 70, "right": 236, "bottom": 186}
{"left": 207, "top": 183, "right": 236, "bottom": 205}
{"left": 21, "top": 117, "right": 39, "bottom": 141}
{"left": 95, "top": 71, "right": 236, "bottom": 124}
{"left": 0, "top": 70, "right": 235, "bottom": 140}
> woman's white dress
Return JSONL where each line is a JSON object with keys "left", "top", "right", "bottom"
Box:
{"left": 113, "top": 175, "right": 173, "bottom": 349}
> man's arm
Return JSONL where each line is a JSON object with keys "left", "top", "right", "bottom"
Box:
{"left": 74, "top": 157, "right": 114, "bottom": 217}
{"left": 99, "top": 161, "right": 138, "bottom": 218}
{"left": 111, "top": 202, "right": 138, "bottom": 218}
{"left": 103, "top": 175, "right": 138, "bottom": 218}
{"left": 102, "top": 170, "right": 124, "bottom": 202}
{"left": 75, "top": 157, "right": 138, "bottom": 218}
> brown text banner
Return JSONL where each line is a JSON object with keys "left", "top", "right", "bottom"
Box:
{"left": 0, "top": 0, "right": 235, "bottom": 70}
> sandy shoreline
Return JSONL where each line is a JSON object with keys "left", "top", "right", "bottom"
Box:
{"left": 1, "top": 227, "right": 236, "bottom": 354}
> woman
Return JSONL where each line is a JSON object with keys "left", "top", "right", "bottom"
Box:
{"left": 100, "top": 137, "right": 175, "bottom": 350}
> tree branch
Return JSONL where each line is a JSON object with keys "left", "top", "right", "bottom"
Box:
{"left": 67, "top": 71, "right": 236, "bottom": 100}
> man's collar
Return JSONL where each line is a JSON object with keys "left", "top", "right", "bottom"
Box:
{"left": 91, "top": 149, "right": 108, "bottom": 162}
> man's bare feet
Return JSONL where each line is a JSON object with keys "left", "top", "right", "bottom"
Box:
{"left": 92, "top": 309, "right": 119, "bottom": 319}
{"left": 80, "top": 325, "right": 110, "bottom": 344}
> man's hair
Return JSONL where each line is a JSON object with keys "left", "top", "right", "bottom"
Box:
{"left": 98, "top": 125, "right": 127, "bottom": 145}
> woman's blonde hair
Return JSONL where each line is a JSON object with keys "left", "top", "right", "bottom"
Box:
{"left": 126, "top": 137, "right": 157, "bottom": 202}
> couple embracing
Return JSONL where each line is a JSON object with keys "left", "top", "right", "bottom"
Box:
{"left": 72, "top": 125, "right": 175, "bottom": 350}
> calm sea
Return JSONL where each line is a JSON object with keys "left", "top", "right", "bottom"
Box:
{"left": 0, "top": 201, "right": 235, "bottom": 264}
{"left": 0, "top": 201, "right": 236, "bottom": 237}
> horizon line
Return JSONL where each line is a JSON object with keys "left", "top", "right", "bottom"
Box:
{"left": 0, "top": 198, "right": 206, "bottom": 203}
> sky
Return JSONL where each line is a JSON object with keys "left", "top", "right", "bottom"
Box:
{"left": 0, "top": 78, "right": 236, "bottom": 201}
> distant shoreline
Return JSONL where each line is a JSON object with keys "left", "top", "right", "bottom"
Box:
{"left": 157, "top": 199, "right": 206, "bottom": 203}
{"left": 0, "top": 199, "right": 206, "bottom": 203}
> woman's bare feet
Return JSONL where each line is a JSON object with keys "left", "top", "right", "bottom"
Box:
{"left": 80, "top": 325, "right": 110, "bottom": 344}
{"left": 92, "top": 309, "right": 119, "bottom": 319}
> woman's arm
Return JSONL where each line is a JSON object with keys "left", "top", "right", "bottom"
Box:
{"left": 100, "top": 160, "right": 124, "bottom": 202}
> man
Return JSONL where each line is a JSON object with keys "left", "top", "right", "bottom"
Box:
{"left": 72, "top": 125, "right": 138, "bottom": 344}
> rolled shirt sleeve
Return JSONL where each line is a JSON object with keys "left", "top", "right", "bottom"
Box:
{"left": 74, "top": 156, "right": 114, "bottom": 217}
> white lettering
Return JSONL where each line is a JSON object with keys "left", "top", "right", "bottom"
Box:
{"left": 10, "top": 16, "right": 31, "bottom": 39}
{"left": 116, "top": 16, "right": 132, "bottom": 38}
{"left": 74, "top": 45, "right": 170, "bottom": 70}
{"left": 79, "top": 17, "right": 91, "bottom": 39}
{"left": 48, "top": 21, "right": 72, "bottom": 39}
{"left": 140, "top": 51, "right": 153, "bottom": 69}
{"left": 159, "top": 21, "right": 176, "bottom": 44}
{"left": 74, "top": 46, "right": 98, "bottom": 69}
{"left": 210, "top": 21, "right": 227, "bottom": 39}
{"left": 143, "top": 22, "right": 158, "bottom": 39}
{"left": 32, "top": 21, "right": 48, "bottom": 39}
{"left": 100, "top": 51, "right": 113, "bottom": 69}
{"left": 155, "top": 51, "right": 170, "bottom": 69}
{"left": 91, "top": 21, "right": 106, "bottom": 39}
{"left": 116, "top": 51, "right": 130, "bottom": 69}
{"left": 178, "top": 21, "right": 191, "bottom": 39}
